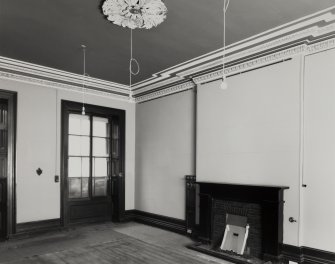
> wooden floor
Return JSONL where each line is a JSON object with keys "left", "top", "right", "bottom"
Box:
{"left": 0, "top": 222, "right": 229, "bottom": 264}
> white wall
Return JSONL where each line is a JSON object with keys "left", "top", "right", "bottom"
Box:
{"left": 135, "top": 90, "right": 195, "bottom": 219}
{"left": 0, "top": 78, "right": 135, "bottom": 223}
{"left": 302, "top": 48, "right": 335, "bottom": 252}
{"left": 196, "top": 58, "right": 301, "bottom": 245}
{"left": 134, "top": 51, "right": 335, "bottom": 252}
{"left": 2, "top": 47, "right": 334, "bottom": 253}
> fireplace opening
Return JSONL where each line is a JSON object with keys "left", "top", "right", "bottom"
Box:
{"left": 220, "top": 213, "right": 249, "bottom": 255}
{"left": 185, "top": 179, "right": 288, "bottom": 264}
{"left": 210, "top": 199, "right": 263, "bottom": 262}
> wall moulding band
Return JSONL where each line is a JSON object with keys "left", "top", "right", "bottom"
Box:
{"left": 192, "top": 44, "right": 306, "bottom": 85}
{"left": 0, "top": 56, "right": 131, "bottom": 102}
{"left": 134, "top": 35, "right": 335, "bottom": 103}
{"left": 132, "top": 7, "right": 335, "bottom": 88}
{"left": 0, "top": 70, "right": 131, "bottom": 102}
{"left": 306, "top": 37, "right": 335, "bottom": 54}
{"left": 134, "top": 81, "right": 195, "bottom": 103}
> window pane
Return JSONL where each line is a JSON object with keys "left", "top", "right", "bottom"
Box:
{"left": 68, "top": 177, "right": 89, "bottom": 199}
{"left": 0, "top": 157, "right": 7, "bottom": 178}
{"left": 93, "top": 137, "right": 109, "bottom": 157}
{"left": 112, "top": 139, "right": 119, "bottom": 158}
{"left": 68, "top": 157, "right": 81, "bottom": 177}
{"left": 93, "top": 158, "right": 108, "bottom": 177}
{"left": 69, "top": 177, "right": 81, "bottom": 198}
{"left": 112, "top": 121, "right": 119, "bottom": 139}
{"left": 93, "top": 117, "right": 109, "bottom": 137}
{"left": 0, "top": 104, "right": 8, "bottom": 153}
{"left": 82, "top": 157, "right": 90, "bottom": 177}
{"left": 68, "top": 157, "right": 89, "bottom": 178}
{"left": 69, "top": 114, "right": 90, "bottom": 136}
{"left": 69, "top": 135, "right": 90, "bottom": 156}
{"left": 112, "top": 159, "right": 119, "bottom": 176}
{"left": 93, "top": 177, "right": 107, "bottom": 196}
{"left": 82, "top": 177, "right": 89, "bottom": 197}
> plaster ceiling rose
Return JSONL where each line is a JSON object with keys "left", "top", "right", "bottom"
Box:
{"left": 102, "top": 0, "right": 167, "bottom": 29}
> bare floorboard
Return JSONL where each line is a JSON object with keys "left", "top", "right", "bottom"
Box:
{"left": 0, "top": 222, "right": 229, "bottom": 264}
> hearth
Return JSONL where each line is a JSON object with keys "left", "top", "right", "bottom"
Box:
{"left": 185, "top": 178, "right": 288, "bottom": 263}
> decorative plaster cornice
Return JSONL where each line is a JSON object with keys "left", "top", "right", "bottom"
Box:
{"left": 134, "top": 11, "right": 335, "bottom": 102}
{"left": 1, "top": 7, "right": 335, "bottom": 104}
{"left": 132, "top": 76, "right": 183, "bottom": 96}
{"left": 133, "top": 7, "right": 335, "bottom": 93}
{"left": 192, "top": 44, "right": 307, "bottom": 85}
{"left": 306, "top": 37, "right": 335, "bottom": 54}
{"left": 134, "top": 34, "right": 335, "bottom": 103}
{"left": 0, "top": 56, "right": 131, "bottom": 102}
{"left": 0, "top": 70, "right": 132, "bottom": 102}
{"left": 134, "top": 81, "right": 195, "bottom": 103}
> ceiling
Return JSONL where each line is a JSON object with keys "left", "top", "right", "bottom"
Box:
{"left": 0, "top": 0, "right": 334, "bottom": 85}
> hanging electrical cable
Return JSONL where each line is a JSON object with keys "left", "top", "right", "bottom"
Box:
{"left": 101, "top": 0, "right": 167, "bottom": 100}
{"left": 129, "top": 29, "right": 140, "bottom": 100}
{"left": 221, "top": 0, "right": 230, "bottom": 90}
{"left": 81, "top": 44, "right": 87, "bottom": 115}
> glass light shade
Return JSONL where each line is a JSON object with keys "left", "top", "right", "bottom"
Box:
{"left": 220, "top": 77, "right": 228, "bottom": 90}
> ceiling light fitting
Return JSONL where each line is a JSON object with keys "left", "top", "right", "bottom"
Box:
{"left": 221, "top": 0, "right": 230, "bottom": 90}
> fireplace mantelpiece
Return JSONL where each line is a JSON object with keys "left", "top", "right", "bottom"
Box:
{"left": 187, "top": 180, "right": 289, "bottom": 262}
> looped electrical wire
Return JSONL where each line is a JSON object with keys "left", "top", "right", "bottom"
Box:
{"left": 224, "top": 0, "right": 230, "bottom": 12}
{"left": 129, "top": 58, "right": 140, "bottom": 75}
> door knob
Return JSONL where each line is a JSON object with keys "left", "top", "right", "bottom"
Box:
{"left": 289, "top": 217, "right": 297, "bottom": 223}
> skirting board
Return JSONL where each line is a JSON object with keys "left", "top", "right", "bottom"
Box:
{"left": 124, "top": 210, "right": 186, "bottom": 235}
{"left": 282, "top": 244, "right": 335, "bottom": 264}
{"left": 13, "top": 218, "right": 62, "bottom": 238}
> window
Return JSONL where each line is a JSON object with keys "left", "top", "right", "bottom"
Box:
{"left": 67, "top": 114, "right": 112, "bottom": 199}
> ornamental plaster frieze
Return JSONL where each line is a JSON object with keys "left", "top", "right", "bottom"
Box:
{"left": 0, "top": 71, "right": 131, "bottom": 102}
{"left": 134, "top": 36, "right": 335, "bottom": 103}
{"left": 1, "top": 7, "right": 335, "bottom": 104}
{"left": 192, "top": 44, "right": 307, "bottom": 85}
{"left": 134, "top": 10, "right": 335, "bottom": 90}
{"left": 131, "top": 76, "right": 183, "bottom": 96}
{"left": 0, "top": 56, "right": 129, "bottom": 95}
{"left": 307, "top": 37, "right": 335, "bottom": 54}
{"left": 134, "top": 81, "right": 195, "bottom": 103}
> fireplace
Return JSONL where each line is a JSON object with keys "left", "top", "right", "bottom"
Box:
{"left": 185, "top": 178, "right": 288, "bottom": 263}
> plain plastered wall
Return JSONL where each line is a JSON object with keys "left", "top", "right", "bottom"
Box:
{"left": 197, "top": 58, "right": 301, "bottom": 245}
{"left": 302, "top": 48, "right": 335, "bottom": 252}
{"left": 135, "top": 90, "right": 195, "bottom": 219}
{"left": 0, "top": 78, "right": 135, "bottom": 223}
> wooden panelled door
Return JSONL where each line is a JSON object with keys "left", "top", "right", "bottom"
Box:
{"left": 61, "top": 101, "right": 125, "bottom": 225}
{"left": 0, "top": 99, "right": 8, "bottom": 239}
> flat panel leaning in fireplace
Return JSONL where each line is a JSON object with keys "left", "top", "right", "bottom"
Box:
{"left": 212, "top": 199, "right": 262, "bottom": 258}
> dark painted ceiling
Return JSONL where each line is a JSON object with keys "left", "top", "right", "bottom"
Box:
{"left": 0, "top": 0, "right": 334, "bottom": 85}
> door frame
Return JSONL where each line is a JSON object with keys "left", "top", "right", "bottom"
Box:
{"left": 0, "top": 89, "right": 17, "bottom": 238}
{"left": 60, "top": 100, "right": 126, "bottom": 226}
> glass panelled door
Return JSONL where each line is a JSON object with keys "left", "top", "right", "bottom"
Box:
{"left": 0, "top": 99, "right": 8, "bottom": 239}
{"left": 62, "top": 101, "right": 125, "bottom": 225}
